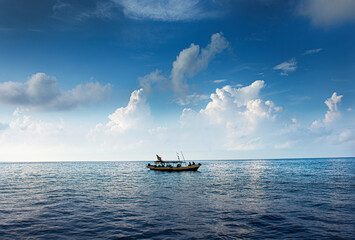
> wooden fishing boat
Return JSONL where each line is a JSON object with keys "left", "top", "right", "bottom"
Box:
{"left": 147, "top": 153, "right": 201, "bottom": 172}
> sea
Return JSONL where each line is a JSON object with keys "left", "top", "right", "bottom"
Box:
{"left": 0, "top": 158, "right": 354, "bottom": 239}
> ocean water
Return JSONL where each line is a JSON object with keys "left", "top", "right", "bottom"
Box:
{"left": 0, "top": 158, "right": 354, "bottom": 239}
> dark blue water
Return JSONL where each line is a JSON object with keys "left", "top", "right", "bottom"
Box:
{"left": 0, "top": 158, "right": 354, "bottom": 239}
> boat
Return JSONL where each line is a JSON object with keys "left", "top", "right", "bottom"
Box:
{"left": 147, "top": 153, "right": 201, "bottom": 171}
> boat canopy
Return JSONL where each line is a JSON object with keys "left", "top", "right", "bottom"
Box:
{"left": 154, "top": 160, "right": 184, "bottom": 164}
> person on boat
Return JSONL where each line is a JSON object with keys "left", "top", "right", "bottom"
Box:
{"left": 192, "top": 161, "right": 195, "bottom": 165}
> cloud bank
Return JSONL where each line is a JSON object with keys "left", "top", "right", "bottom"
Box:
{"left": 87, "top": 78, "right": 353, "bottom": 159}
{"left": 89, "top": 80, "right": 286, "bottom": 155}
{"left": 0, "top": 72, "right": 111, "bottom": 110}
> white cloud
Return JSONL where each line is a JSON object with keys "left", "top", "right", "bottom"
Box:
{"left": 338, "top": 129, "right": 353, "bottom": 142}
{"left": 0, "top": 109, "right": 67, "bottom": 160}
{"left": 171, "top": 43, "right": 200, "bottom": 94}
{"left": 316, "top": 128, "right": 355, "bottom": 151}
{"left": 311, "top": 92, "right": 343, "bottom": 129}
{"left": 213, "top": 79, "right": 227, "bottom": 84}
{"left": 105, "top": 88, "right": 150, "bottom": 133}
{"left": 324, "top": 92, "right": 343, "bottom": 122}
{"left": 180, "top": 80, "right": 282, "bottom": 150}
{"left": 130, "top": 33, "right": 229, "bottom": 106}
{"left": 274, "top": 141, "right": 293, "bottom": 149}
{"left": 114, "top": 0, "right": 219, "bottom": 21}
{"left": 7, "top": 111, "right": 63, "bottom": 137}
{"left": 0, "top": 72, "right": 111, "bottom": 110}
{"left": 297, "top": 0, "right": 355, "bottom": 27}
{"left": 171, "top": 32, "right": 229, "bottom": 103}
{"left": 53, "top": 0, "right": 116, "bottom": 23}
{"left": 86, "top": 33, "right": 230, "bottom": 154}
{"left": 138, "top": 69, "right": 167, "bottom": 94}
{"left": 87, "top": 88, "right": 173, "bottom": 153}
{"left": 88, "top": 81, "right": 283, "bottom": 154}
{"left": 273, "top": 58, "right": 297, "bottom": 76}
{"left": 303, "top": 48, "right": 323, "bottom": 55}
{"left": 175, "top": 93, "right": 209, "bottom": 106}
{"left": 85, "top": 84, "right": 354, "bottom": 159}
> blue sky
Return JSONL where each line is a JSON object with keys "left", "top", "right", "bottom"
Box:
{"left": 0, "top": 0, "right": 354, "bottom": 161}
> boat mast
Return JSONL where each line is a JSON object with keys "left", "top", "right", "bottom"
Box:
{"left": 181, "top": 151, "right": 186, "bottom": 161}
{"left": 176, "top": 152, "right": 181, "bottom": 161}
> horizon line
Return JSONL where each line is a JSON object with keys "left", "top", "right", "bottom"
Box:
{"left": 0, "top": 156, "right": 354, "bottom": 163}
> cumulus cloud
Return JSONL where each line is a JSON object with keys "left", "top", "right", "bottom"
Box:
{"left": 88, "top": 88, "right": 174, "bottom": 153}
{"left": 200, "top": 81, "right": 278, "bottom": 130}
{"left": 273, "top": 58, "right": 297, "bottom": 76}
{"left": 303, "top": 48, "right": 323, "bottom": 55}
{"left": 92, "top": 88, "right": 150, "bottom": 134}
{"left": 180, "top": 80, "right": 282, "bottom": 150}
{"left": 171, "top": 32, "right": 229, "bottom": 103}
{"left": 306, "top": 92, "right": 355, "bottom": 152}
{"left": 0, "top": 72, "right": 111, "bottom": 110}
{"left": 311, "top": 92, "right": 343, "bottom": 129}
{"left": 114, "top": 0, "right": 219, "bottom": 21}
{"left": 297, "top": 0, "right": 355, "bottom": 27}
{"left": 324, "top": 92, "right": 343, "bottom": 123}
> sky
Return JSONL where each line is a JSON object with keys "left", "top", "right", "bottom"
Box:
{"left": 0, "top": 0, "right": 354, "bottom": 161}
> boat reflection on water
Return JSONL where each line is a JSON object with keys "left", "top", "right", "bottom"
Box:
{"left": 147, "top": 153, "right": 201, "bottom": 172}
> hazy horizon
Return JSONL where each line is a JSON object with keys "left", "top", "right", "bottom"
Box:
{"left": 1, "top": 156, "right": 354, "bottom": 163}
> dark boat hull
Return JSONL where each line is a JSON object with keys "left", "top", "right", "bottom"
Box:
{"left": 147, "top": 164, "right": 201, "bottom": 172}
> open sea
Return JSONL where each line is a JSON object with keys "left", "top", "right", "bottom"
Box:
{"left": 0, "top": 158, "right": 354, "bottom": 239}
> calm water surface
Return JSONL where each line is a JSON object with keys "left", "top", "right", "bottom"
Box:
{"left": 0, "top": 158, "right": 354, "bottom": 239}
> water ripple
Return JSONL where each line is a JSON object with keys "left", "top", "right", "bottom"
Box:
{"left": 0, "top": 158, "right": 354, "bottom": 239}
